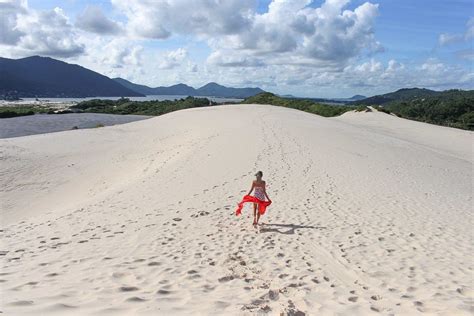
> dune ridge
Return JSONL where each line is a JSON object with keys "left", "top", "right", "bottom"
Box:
{"left": 1, "top": 104, "right": 472, "bottom": 315}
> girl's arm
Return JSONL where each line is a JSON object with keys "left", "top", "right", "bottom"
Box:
{"left": 247, "top": 181, "right": 255, "bottom": 195}
{"left": 264, "top": 184, "right": 271, "bottom": 201}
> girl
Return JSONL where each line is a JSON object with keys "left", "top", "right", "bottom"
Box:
{"left": 247, "top": 171, "right": 271, "bottom": 227}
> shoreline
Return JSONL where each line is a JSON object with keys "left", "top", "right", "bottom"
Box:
{"left": 0, "top": 112, "right": 151, "bottom": 139}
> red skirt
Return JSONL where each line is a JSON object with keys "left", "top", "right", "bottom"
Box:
{"left": 235, "top": 195, "right": 272, "bottom": 216}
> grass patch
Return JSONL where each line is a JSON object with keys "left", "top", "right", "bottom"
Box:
{"left": 0, "top": 106, "right": 52, "bottom": 118}
{"left": 242, "top": 92, "right": 362, "bottom": 117}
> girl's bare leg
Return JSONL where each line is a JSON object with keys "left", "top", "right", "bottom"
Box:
{"left": 252, "top": 203, "right": 257, "bottom": 226}
{"left": 256, "top": 208, "right": 261, "bottom": 225}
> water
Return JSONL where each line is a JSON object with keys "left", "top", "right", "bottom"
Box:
{"left": 0, "top": 113, "right": 151, "bottom": 139}
{"left": 17, "top": 95, "right": 244, "bottom": 104}
{"left": 0, "top": 95, "right": 243, "bottom": 138}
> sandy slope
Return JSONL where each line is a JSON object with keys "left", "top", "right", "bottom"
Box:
{"left": 1, "top": 104, "right": 472, "bottom": 315}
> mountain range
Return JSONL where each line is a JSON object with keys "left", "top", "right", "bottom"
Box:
{"left": 0, "top": 56, "right": 142, "bottom": 98}
{"left": 0, "top": 56, "right": 456, "bottom": 104}
{"left": 113, "top": 78, "right": 265, "bottom": 98}
{"left": 0, "top": 55, "right": 265, "bottom": 99}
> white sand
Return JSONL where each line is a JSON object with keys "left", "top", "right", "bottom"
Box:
{"left": 1, "top": 104, "right": 472, "bottom": 315}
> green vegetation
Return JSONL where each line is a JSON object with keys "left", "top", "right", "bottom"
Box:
{"left": 355, "top": 106, "right": 372, "bottom": 112}
{"left": 242, "top": 92, "right": 364, "bottom": 117}
{"left": 351, "top": 88, "right": 473, "bottom": 130}
{"left": 363, "top": 90, "right": 474, "bottom": 130}
{"left": 71, "top": 96, "right": 214, "bottom": 116}
{"left": 352, "top": 88, "right": 439, "bottom": 106}
{"left": 373, "top": 106, "right": 391, "bottom": 114}
{"left": 0, "top": 105, "right": 49, "bottom": 118}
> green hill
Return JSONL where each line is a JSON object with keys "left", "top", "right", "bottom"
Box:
{"left": 352, "top": 88, "right": 440, "bottom": 106}
{"left": 380, "top": 90, "right": 474, "bottom": 130}
{"left": 352, "top": 89, "right": 473, "bottom": 130}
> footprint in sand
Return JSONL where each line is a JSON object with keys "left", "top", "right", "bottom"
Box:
{"left": 156, "top": 289, "right": 172, "bottom": 295}
{"left": 218, "top": 276, "right": 235, "bottom": 283}
{"left": 8, "top": 300, "right": 34, "bottom": 306}
{"left": 119, "top": 286, "right": 139, "bottom": 292}
{"left": 126, "top": 296, "right": 147, "bottom": 302}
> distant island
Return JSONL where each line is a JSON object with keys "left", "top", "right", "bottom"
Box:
{"left": 0, "top": 56, "right": 265, "bottom": 99}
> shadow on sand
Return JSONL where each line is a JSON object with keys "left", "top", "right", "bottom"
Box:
{"left": 259, "top": 223, "right": 326, "bottom": 235}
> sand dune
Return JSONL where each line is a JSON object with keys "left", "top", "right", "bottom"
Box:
{"left": 1, "top": 104, "right": 472, "bottom": 315}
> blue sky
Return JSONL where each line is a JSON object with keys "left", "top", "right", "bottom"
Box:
{"left": 1, "top": 0, "right": 473, "bottom": 97}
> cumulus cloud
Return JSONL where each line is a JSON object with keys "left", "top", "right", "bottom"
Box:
{"left": 158, "top": 48, "right": 188, "bottom": 69}
{"left": 186, "top": 61, "right": 198, "bottom": 73}
{"left": 0, "top": 0, "right": 84, "bottom": 58}
{"left": 96, "top": 39, "right": 143, "bottom": 69}
{"left": 0, "top": 0, "right": 471, "bottom": 97}
{"left": 0, "top": 0, "right": 26, "bottom": 45}
{"left": 112, "top": 0, "right": 381, "bottom": 69}
{"left": 207, "top": 50, "right": 264, "bottom": 67}
{"left": 438, "top": 17, "right": 474, "bottom": 46}
{"left": 67, "top": 37, "right": 145, "bottom": 81}
{"left": 76, "top": 5, "right": 122, "bottom": 35}
{"left": 338, "top": 58, "right": 473, "bottom": 92}
{"left": 110, "top": 0, "right": 254, "bottom": 39}
{"left": 438, "top": 33, "right": 463, "bottom": 46}
{"left": 211, "top": 57, "right": 472, "bottom": 97}
{"left": 209, "top": 0, "right": 381, "bottom": 69}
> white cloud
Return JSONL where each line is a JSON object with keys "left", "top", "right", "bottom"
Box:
{"left": 112, "top": 0, "right": 381, "bottom": 69}
{"left": 209, "top": 0, "right": 382, "bottom": 69}
{"left": 438, "top": 17, "right": 474, "bottom": 46}
{"left": 110, "top": 0, "right": 254, "bottom": 39}
{"left": 62, "top": 36, "right": 145, "bottom": 83}
{"left": 0, "top": 0, "right": 84, "bottom": 58}
{"left": 75, "top": 5, "right": 122, "bottom": 35}
{"left": 465, "top": 17, "right": 474, "bottom": 40}
{"left": 340, "top": 58, "right": 473, "bottom": 92}
{"left": 353, "top": 59, "right": 383, "bottom": 73}
{"left": 455, "top": 48, "right": 474, "bottom": 61}
{"left": 0, "top": 0, "right": 26, "bottom": 45}
{"left": 158, "top": 48, "right": 188, "bottom": 69}
{"left": 0, "top": 0, "right": 471, "bottom": 97}
{"left": 104, "top": 42, "right": 143, "bottom": 69}
{"left": 186, "top": 61, "right": 198, "bottom": 73}
{"left": 207, "top": 50, "right": 264, "bottom": 67}
{"left": 386, "top": 59, "right": 404, "bottom": 72}
{"left": 438, "top": 33, "right": 463, "bottom": 46}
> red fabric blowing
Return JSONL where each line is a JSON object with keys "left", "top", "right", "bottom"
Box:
{"left": 235, "top": 195, "right": 272, "bottom": 216}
